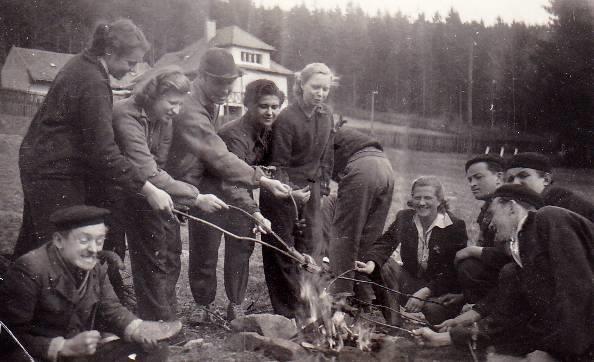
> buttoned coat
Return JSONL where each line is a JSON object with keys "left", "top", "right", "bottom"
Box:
{"left": 0, "top": 243, "right": 136, "bottom": 360}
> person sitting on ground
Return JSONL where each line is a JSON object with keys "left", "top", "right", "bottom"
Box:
{"left": 112, "top": 67, "right": 227, "bottom": 324}
{"left": 355, "top": 176, "right": 467, "bottom": 326}
{"left": 414, "top": 185, "right": 594, "bottom": 361}
{"left": 455, "top": 155, "right": 508, "bottom": 309}
{"left": 0, "top": 205, "right": 182, "bottom": 362}
{"left": 506, "top": 151, "right": 594, "bottom": 222}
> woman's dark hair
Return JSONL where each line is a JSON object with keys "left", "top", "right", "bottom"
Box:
{"left": 89, "top": 19, "right": 150, "bottom": 57}
{"left": 243, "top": 79, "right": 285, "bottom": 108}
{"left": 132, "top": 66, "right": 190, "bottom": 109}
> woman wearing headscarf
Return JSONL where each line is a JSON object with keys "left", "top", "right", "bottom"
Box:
{"left": 15, "top": 19, "right": 174, "bottom": 258}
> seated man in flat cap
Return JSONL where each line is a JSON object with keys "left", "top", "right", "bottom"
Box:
{"left": 506, "top": 151, "right": 594, "bottom": 222}
{"left": 414, "top": 185, "right": 594, "bottom": 361}
{"left": 0, "top": 205, "right": 181, "bottom": 362}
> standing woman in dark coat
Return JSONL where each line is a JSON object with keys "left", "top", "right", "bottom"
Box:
{"left": 260, "top": 63, "right": 336, "bottom": 318}
{"left": 15, "top": 19, "right": 174, "bottom": 258}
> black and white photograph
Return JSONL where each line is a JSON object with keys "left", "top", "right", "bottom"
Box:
{"left": 0, "top": 0, "right": 592, "bottom": 361}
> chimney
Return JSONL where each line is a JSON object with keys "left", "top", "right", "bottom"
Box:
{"left": 205, "top": 19, "right": 216, "bottom": 43}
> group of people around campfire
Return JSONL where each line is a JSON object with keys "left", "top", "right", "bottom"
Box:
{"left": 0, "top": 18, "right": 592, "bottom": 361}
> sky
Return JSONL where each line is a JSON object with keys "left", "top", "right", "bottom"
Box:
{"left": 253, "top": 0, "right": 552, "bottom": 25}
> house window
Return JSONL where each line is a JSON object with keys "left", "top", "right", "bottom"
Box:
{"left": 241, "top": 51, "right": 262, "bottom": 64}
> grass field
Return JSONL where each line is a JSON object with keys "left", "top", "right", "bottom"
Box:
{"left": 1, "top": 112, "right": 593, "bottom": 360}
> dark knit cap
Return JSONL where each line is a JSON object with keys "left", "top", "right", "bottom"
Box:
{"left": 199, "top": 48, "right": 242, "bottom": 79}
{"left": 507, "top": 152, "right": 552, "bottom": 172}
{"left": 465, "top": 154, "right": 506, "bottom": 172}
{"left": 492, "top": 184, "right": 544, "bottom": 209}
{"left": 49, "top": 205, "right": 110, "bottom": 231}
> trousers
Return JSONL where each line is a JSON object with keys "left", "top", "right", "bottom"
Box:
{"left": 124, "top": 197, "right": 181, "bottom": 321}
{"left": 188, "top": 207, "right": 255, "bottom": 306}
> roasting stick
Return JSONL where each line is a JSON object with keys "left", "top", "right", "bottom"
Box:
{"left": 357, "top": 315, "right": 415, "bottom": 336}
{"left": 348, "top": 296, "right": 434, "bottom": 328}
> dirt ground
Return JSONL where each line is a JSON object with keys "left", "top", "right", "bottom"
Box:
{"left": 1, "top": 113, "right": 593, "bottom": 361}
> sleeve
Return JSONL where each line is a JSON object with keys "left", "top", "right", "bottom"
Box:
{"left": 78, "top": 80, "right": 145, "bottom": 193}
{"left": 176, "top": 111, "right": 264, "bottom": 188}
{"left": 479, "top": 245, "right": 510, "bottom": 269}
{"left": 268, "top": 112, "right": 300, "bottom": 189}
{"left": 427, "top": 220, "right": 468, "bottom": 296}
{"left": 96, "top": 265, "right": 138, "bottom": 335}
{"left": 112, "top": 109, "right": 199, "bottom": 206}
{"left": 363, "top": 212, "right": 403, "bottom": 268}
{"left": 0, "top": 261, "right": 54, "bottom": 360}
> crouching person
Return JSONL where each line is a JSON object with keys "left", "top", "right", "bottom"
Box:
{"left": 355, "top": 176, "right": 467, "bottom": 325}
{"left": 0, "top": 206, "right": 181, "bottom": 361}
{"left": 414, "top": 185, "right": 594, "bottom": 361}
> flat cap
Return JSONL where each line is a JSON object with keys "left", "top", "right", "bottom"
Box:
{"left": 492, "top": 184, "right": 544, "bottom": 209}
{"left": 49, "top": 205, "right": 110, "bottom": 231}
{"left": 507, "top": 152, "right": 552, "bottom": 172}
{"left": 199, "top": 48, "right": 242, "bottom": 79}
{"left": 465, "top": 154, "right": 505, "bottom": 172}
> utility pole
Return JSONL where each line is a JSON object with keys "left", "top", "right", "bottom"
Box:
{"left": 490, "top": 79, "right": 496, "bottom": 128}
{"left": 369, "top": 90, "right": 378, "bottom": 135}
{"left": 467, "top": 38, "right": 475, "bottom": 154}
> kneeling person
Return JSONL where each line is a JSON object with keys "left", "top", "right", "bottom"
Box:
{"left": 0, "top": 206, "right": 181, "bottom": 361}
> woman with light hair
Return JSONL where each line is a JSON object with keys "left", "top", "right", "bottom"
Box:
{"left": 260, "top": 63, "right": 337, "bottom": 318}
{"left": 112, "top": 66, "right": 227, "bottom": 324}
{"left": 356, "top": 176, "right": 467, "bottom": 325}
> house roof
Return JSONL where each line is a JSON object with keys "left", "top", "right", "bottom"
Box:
{"left": 12, "top": 46, "right": 74, "bottom": 83}
{"left": 5, "top": 46, "right": 150, "bottom": 90}
{"left": 210, "top": 26, "right": 275, "bottom": 51}
{"left": 155, "top": 26, "right": 291, "bottom": 76}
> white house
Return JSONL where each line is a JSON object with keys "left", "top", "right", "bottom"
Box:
{"left": 155, "top": 21, "right": 293, "bottom": 119}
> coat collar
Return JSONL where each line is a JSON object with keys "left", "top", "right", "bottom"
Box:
{"left": 82, "top": 50, "right": 111, "bottom": 86}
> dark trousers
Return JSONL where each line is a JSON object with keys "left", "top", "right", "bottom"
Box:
{"left": 260, "top": 181, "right": 323, "bottom": 319}
{"left": 14, "top": 177, "right": 86, "bottom": 258}
{"left": 124, "top": 198, "right": 181, "bottom": 321}
{"left": 188, "top": 208, "right": 255, "bottom": 306}
{"left": 374, "top": 259, "right": 463, "bottom": 325}
{"left": 328, "top": 152, "right": 394, "bottom": 297}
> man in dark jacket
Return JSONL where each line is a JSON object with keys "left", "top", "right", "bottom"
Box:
{"left": 164, "top": 48, "right": 290, "bottom": 322}
{"left": 326, "top": 127, "right": 395, "bottom": 301}
{"left": 414, "top": 185, "right": 594, "bottom": 361}
{"left": 455, "top": 155, "right": 508, "bottom": 310}
{"left": 505, "top": 152, "right": 594, "bottom": 222}
{"left": 0, "top": 206, "right": 180, "bottom": 361}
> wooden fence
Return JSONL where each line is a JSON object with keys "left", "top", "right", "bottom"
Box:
{"left": 0, "top": 89, "right": 44, "bottom": 117}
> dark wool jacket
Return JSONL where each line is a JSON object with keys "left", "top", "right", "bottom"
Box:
{"left": 364, "top": 209, "right": 468, "bottom": 296}
{"left": 19, "top": 50, "right": 145, "bottom": 193}
{"left": 112, "top": 97, "right": 199, "bottom": 206}
{"left": 165, "top": 83, "right": 265, "bottom": 189}
{"left": 452, "top": 206, "right": 594, "bottom": 358}
{"left": 268, "top": 101, "right": 334, "bottom": 190}
{"left": 0, "top": 243, "right": 137, "bottom": 361}
{"left": 542, "top": 185, "right": 594, "bottom": 222}
{"left": 207, "top": 113, "right": 273, "bottom": 214}
{"left": 332, "top": 127, "right": 383, "bottom": 180}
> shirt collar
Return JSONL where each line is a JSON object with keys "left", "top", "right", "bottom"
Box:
{"left": 510, "top": 213, "right": 530, "bottom": 268}
{"left": 297, "top": 98, "right": 327, "bottom": 120}
{"left": 413, "top": 212, "right": 453, "bottom": 235}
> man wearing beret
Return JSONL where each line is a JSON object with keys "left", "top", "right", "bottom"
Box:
{"left": 506, "top": 152, "right": 594, "bottom": 222}
{"left": 414, "top": 185, "right": 594, "bottom": 361}
{"left": 0, "top": 205, "right": 181, "bottom": 361}
{"left": 164, "top": 48, "right": 291, "bottom": 322}
{"left": 454, "top": 155, "right": 509, "bottom": 312}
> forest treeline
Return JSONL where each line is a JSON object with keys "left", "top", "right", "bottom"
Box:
{"left": 0, "top": 0, "right": 592, "bottom": 164}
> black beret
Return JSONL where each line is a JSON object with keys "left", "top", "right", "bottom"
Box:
{"left": 199, "top": 48, "right": 242, "bottom": 80}
{"left": 491, "top": 184, "right": 544, "bottom": 209}
{"left": 507, "top": 152, "right": 552, "bottom": 172}
{"left": 49, "top": 205, "right": 110, "bottom": 231}
{"left": 465, "top": 154, "right": 505, "bottom": 172}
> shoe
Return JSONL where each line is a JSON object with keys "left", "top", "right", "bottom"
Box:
{"left": 137, "top": 319, "right": 183, "bottom": 341}
{"left": 227, "top": 302, "right": 246, "bottom": 321}
{"left": 188, "top": 304, "right": 213, "bottom": 325}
